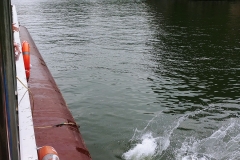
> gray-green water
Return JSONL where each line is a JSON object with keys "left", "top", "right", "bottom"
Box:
{"left": 12, "top": 0, "right": 240, "bottom": 159}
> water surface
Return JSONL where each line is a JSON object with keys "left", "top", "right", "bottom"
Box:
{"left": 12, "top": 0, "right": 240, "bottom": 159}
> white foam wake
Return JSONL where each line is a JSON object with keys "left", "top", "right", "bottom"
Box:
{"left": 122, "top": 133, "right": 157, "bottom": 160}
{"left": 176, "top": 118, "right": 240, "bottom": 160}
{"left": 122, "top": 112, "right": 187, "bottom": 160}
{"left": 122, "top": 103, "right": 240, "bottom": 160}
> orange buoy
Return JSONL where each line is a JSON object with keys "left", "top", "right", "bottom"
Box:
{"left": 38, "top": 146, "right": 60, "bottom": 160}
{"left": 22, "top": 41, "right": 30, "bottom": 81}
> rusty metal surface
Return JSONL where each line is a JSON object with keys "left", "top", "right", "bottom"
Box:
{"left": 19, "top": 26, "right": 91, "bottom": 160}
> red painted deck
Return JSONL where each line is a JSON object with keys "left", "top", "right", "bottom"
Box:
{"left": 19, "top": 26, "right": 91, "bottom": 160}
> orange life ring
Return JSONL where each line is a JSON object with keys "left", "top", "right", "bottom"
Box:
{"left": 38, "top": 146, "right": 59, "bottom": 160}
{"left": 22, "top": 41, "right": 30, "bottom": 81}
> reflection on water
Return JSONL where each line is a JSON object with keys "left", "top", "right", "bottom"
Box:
{"left": 12, "top": 0, "right": 240, "bottom": 159}
{"left": 145, "top": 0, "right": 240, "bottom": 123}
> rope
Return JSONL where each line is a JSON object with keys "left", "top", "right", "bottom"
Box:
{"left": 16, "top": 77, "right": 80, "bottom": 130}
{"left": 34, "top": 122, "right": 79, "bottom": 129}
{"left": 16, "top": 76, "right": 35, "bottom": 115}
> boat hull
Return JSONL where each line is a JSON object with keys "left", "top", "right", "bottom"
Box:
{"left": 19, "top": 26, "right": 91, "bottom": 160}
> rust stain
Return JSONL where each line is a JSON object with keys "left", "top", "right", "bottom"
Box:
{"left": 76, "top": 147, "right": 91, "bottom": 158}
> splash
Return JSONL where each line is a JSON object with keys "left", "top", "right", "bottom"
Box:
{"left": 122, "top": 112, "right": 188, "bottom": 160}
{"left": 176, "top": 118, "right": 240, "bottom": 160}
{"left": 122, "top": 133, "right": 157, "bottom": 160}
{"left": 123, "top": 107, "right": 240, "bottom": 160}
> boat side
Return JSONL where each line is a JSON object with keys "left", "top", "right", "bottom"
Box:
{"left": 13, "top": 5, "right": 38, "bottom": 160}
{"left": 19, "top": 26, "right": 91, "bottom": 160}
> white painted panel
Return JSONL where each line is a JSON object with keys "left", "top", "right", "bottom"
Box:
{"left": 12, "top": 5, "right": 38, "bottom": 160}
